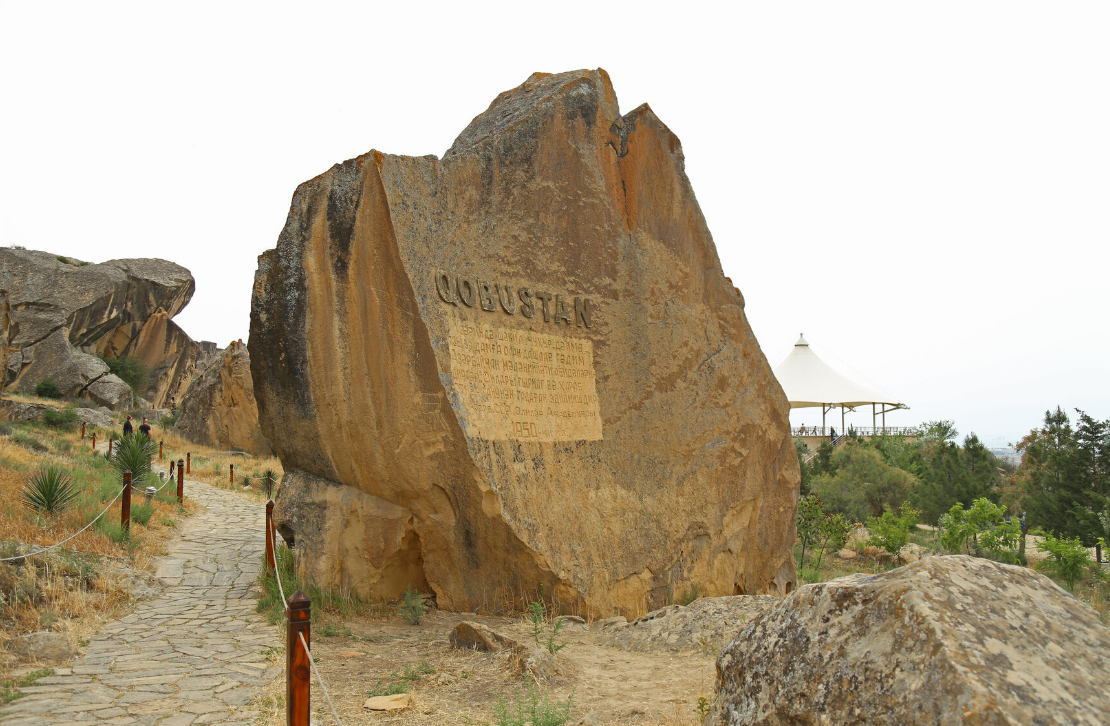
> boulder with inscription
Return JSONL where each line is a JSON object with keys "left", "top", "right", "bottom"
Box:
{"left": 251, "top": 69, "right": 799, "bottom": 616}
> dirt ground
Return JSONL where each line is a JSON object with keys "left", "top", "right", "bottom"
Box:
{"left": 253, "top": 609, "right": 716, "bottom": 726}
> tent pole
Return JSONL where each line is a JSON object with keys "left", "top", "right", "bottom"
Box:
{"left": 822, "top": 405, "right": 826, "bottom": 434}
{"left": 841, "top": 406, "right": 845, "bottom": 436}
{"left": 873, "top": 403, "right": 876, "bottom": 435}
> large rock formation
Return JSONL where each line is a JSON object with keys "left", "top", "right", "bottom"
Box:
{"left": 251, "top": 69, "right": 798, "bottom": 616}
{"left": 0, "top": 249, "right": 201, "bottom": 409}
{"left": 710, "top": 556, "right": 1110, "bottom": 725}
{"left": 174, "top": 341, "right": 269, "bottom": 455}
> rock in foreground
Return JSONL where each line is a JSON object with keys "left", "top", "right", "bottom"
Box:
{"left": 252, "top": 69, "right": 798, "bottom": 616}
{"left": 710, "top": 555, "right": 1110, "bottom": 726}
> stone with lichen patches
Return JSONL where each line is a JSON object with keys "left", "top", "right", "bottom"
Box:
{"left": 710, "top": 555, "right": 1110, "bottom": 726}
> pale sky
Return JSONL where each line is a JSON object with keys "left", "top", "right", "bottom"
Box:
{"left": 2, "top": 2, "right": 1107, "bottom": 447}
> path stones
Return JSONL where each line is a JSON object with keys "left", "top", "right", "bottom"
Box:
{"left": 1, "top": 480, "right": 280, "bottom": 725}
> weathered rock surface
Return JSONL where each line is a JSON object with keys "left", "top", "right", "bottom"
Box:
{"left": 6, "top": 631, "right": 76, "bottom": 662}
{"left": 0, "top": 399, "right": 116, "bottom": 430}
{"left": 0, "top": 249, "right": 199, "bottom": 409}
{"left": 600, "top": 596, "right": 776, "bottom": 654}
{"left": 449, "top": 621, "right": 520, "bottom": 652}
{"left": 252, "top": 69, "right": 799, "bottom": 616}
{"left": 709, "top": 555, "right": 1110, "bottom": 726}
{"left": 173, "top": 341, "right": 269, "bottom": 455}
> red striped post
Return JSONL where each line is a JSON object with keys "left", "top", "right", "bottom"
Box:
{"left": 287, "top": 591, "right": 311, "bottom": 726}
{"left": 121, "top": 470, "right": 132, "bottom": 532}
{"left": 265, "top": 501, "right": 276, "bottom": 575}
{"left": 177, "top": 459, "right": 184, "bottom": 504}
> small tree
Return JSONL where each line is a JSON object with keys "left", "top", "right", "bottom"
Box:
{"left": 866, "top": 503, "right": 921, "bottom": 563}
{"left": 795, "top": 494, "right": 825, "bottom": 567}
{"left": 35, "top": 378, "right": 60, "bottom": 399}
{"left": 1036, "top": 532, "right": 1091, "bottom": 590}
{"left": 110, "top": 434, "right": 157, "bottom": 487}
{"left": 813, "top": 512, "right": 851, "bottom": 571}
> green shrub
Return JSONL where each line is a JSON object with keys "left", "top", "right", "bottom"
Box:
{"left": 866, "top": 503, "right": 921, "bottom": 561}
{"left": 95, "top": 517, "right": 131, "bottom": 544}
{"left": 939, "top": 498, "right": 1023, "bottom": 562}
{"left": 400, "top": 584, "right": 425, "bottom": 625}
{"left": 130, "top": 503, "right": 154, "bottom": 526}
{"left": 42, "top": 407, "right": 79, "bottom": 430}
{"left": 1036, "top": 532, "right": 1091, "bottom": 590}
{"left": 0, "top": 422, "right": 13, "bottom": 436}
{"left": 22, "top": 466, "right": 79, "bottom": 515}
{"left": 677, "top": 582, "right": 702, "bottom": 606}
{"left": 55, "top": 255, "right": 69, "bottom": 264}
{"left": 159, "top": 410, "right": 181, "bottom": 428}
{"left": 13, "top": 432, "right": 48, "bottom": 452}
{"left": 100, "top": 356, "right": 148, "bottom": 392}
{"left": 494, "top": 684, "right": 574, "bottom": 726}
{"left": 34, "top": 378, "right": 60, "bottom": 399}
{"left": 109, "top": 434, "right": 156, "bottom": 488}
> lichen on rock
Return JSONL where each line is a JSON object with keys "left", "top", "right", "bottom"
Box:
{"left": 709, "top": 555, "right": 1110, "bottom": 725}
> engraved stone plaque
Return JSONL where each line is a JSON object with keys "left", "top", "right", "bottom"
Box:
{"left": 446, "top": 317, "right": 603, "bottom": 441}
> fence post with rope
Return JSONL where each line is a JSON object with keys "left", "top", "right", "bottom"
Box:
{"left": 121, "top": 470, "right": 131, "bottom": 532}
{"left": 91, "top": 433, "right": 96, "bottom": 450}
{"left": 230, "top": 463, "right": 234, "bottom": 484}
{"left": 287, "top": 590, "right": 311, "bottom": 726}
{"left": 265, "top": 501, "right": 276, "bottom": 575}
{"left": 108, "top": 438, "right": 113, "bottom": 456}
{"left": 81, "top": 422, "right": 86, "bottom": 440}
{"left": 186, "top": 452, "right": 190, "bottom": 474}
{"left": 177, "top": 459, "right": 184, "bottom": 504}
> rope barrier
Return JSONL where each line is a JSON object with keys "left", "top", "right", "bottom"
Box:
{"left": 299, "top": 630, "right": 345, "bottom": 726}
{"left": 0, "top": 486, "right": 126, "bottom": 562}
{"left": 272, "top": 528, "right": 289, "bottom": 610}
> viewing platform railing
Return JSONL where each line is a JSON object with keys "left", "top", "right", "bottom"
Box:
{"left": 791, "top": 426, "right": 916, "bottom": 438}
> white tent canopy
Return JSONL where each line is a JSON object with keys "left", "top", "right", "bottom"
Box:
{"left": 773, "top": 334, "right": 907, "bottom": 433}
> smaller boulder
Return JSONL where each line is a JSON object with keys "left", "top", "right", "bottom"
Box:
{"left": 448, "top": 621, "right": 520, "bottom": 652}
{"left": 364, "top": 694, "right": 410, "bottom": 711}
{"left": 519, "top": 646, "right": 565, "bottom": 682}
{"left": 6, "top": 631, "right": 76, "bottom": 662}
{"left": 86, "top": 374, "right": 133, "bottom": 411}
{"left": 837, "top": 548, "right": 857, "bottom": 560}
{"left": 74, "top": 407, "right": 117, "bottom": 431}
{"left": 899, "top": 542, "right": 924, "bottom": 563}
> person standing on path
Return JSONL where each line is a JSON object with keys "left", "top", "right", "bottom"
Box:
{"left": 138, "top": 417, "right": 152, "bottom": 438}
{"left": 123, "top": 415, "right": 134, "bottom": 437}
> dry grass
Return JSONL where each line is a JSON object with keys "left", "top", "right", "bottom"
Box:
{"left": 154, "top": 429, "right": 283, "bottom": 500}
{"left": 247, "top": 609, "right": 715, "bottom": 726}
{"left": 0, "top": 416, "right": 188, "bottom": 680}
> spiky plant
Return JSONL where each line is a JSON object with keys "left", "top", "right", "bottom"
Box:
{"left": 110, "top": 434, "right": 156, "bottom": 487}
{"left": 22, "top": 466, "right": 79, "bottom": 515}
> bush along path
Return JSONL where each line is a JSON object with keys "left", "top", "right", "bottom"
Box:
{"left": 0, "top": 476, "right": 280, "bottom": 725}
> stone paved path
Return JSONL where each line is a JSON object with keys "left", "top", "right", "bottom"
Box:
{"left": 1, "top": 480, "right": 281, "bottom": 725}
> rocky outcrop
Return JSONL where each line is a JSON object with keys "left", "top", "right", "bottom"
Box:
{"left": 600, "top": 596, "right": 777, "bottom": 654}
{"left": 251, "top": 69, "right": 799, "bottom": 617}
{"left": 0, "top": 249, "right": 198, "bottom": 409}
{"left": 121, "top": 307, "right": 200, "bottom": 408}
{"left": 709, "top": 556, "right": 1110, "bottom": 725}
{"left": 173, "top": 341, "right": 269, "bottom": 455}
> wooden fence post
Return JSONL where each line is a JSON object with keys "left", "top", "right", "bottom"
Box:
{"left": 108, "top": 439, "right": 113, "bottom": 456}
{"left": 186, "top": 452, "right": 190, "bottom": 474}
{"left": 159, "top": 441, "right": 163, "bottom": 460}
{"left": 91, "top": 433, "right": 96, "bottom": 450}
{"left": 81, "top": 422, "right": 86, "bottom": 440}
{"left": 230, "top": 463, "right": 234, "bottom": 484}
{"left": 177, "top": 459, "right": 185, "bottom": 504}
{"left": 287, "top": 591, "right": 311, "bottom": 726}
{"left": 121, "top": 470, "right": 132, "bottom": 532}
{"left": 265, "top": 501, "right": 276, "bottom": 575}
